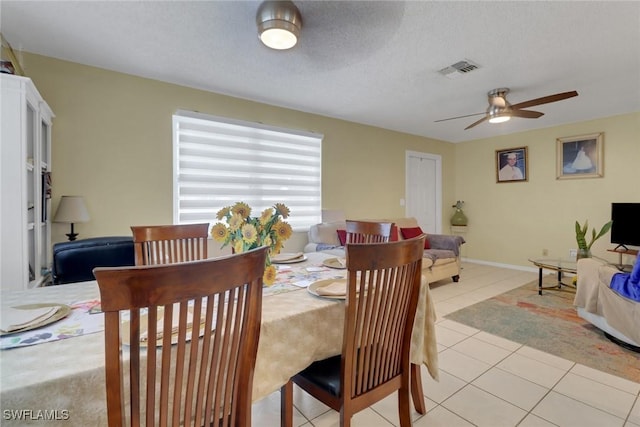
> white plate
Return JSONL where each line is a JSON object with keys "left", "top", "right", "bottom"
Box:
{"left": 322, "top": 257, "right": 346, "bottom": 269}
{"left": 0, "top": 303, "right": 71, "bottom": 336}
{"left": 271, "top": 253, "right": 307, "bottom": 264}
{"left": 307, "top": 279, "right": 347, "bottom": 300}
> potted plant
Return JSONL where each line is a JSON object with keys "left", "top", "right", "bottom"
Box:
{"left": 575, "top": 219, "right": 613, "bottom": 259}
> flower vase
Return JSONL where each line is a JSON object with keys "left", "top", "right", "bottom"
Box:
{"left": 576, "top": 248, "right": 591, "bottom": 260}
{"left": 450, "top": 208, "right": 468, "bottom": 226}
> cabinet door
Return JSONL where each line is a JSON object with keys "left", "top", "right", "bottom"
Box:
{"left": 0, "top": 75, "right": 54, "bottom": 290}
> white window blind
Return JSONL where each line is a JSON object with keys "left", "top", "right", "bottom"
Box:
{"left": 173, "top": 111, "right": 322, "bottom": 230}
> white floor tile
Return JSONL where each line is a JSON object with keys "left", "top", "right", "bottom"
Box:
{"left": 412, "top": 405, "right": 475, "bottom": 427}
{"left": 629, "top": 397, "right": 640, "bottom": 425}
{"left": 497, "top": 352, "right": 568, "bottom": 388}
{"left": 309, "top": 407, "right": 394, "bottom": 427}
{"left": 438, "top": 348, "right": 492, "bottom": 382}
{"left": 570, "top": 363, "right": 640, "bottom": 395}
{"left": 517, "top": 413, "right": 558, "bottom": 427}
{"left": 436, "top": 319, "right": 479, "bottom": 336}
{"left": 450, "top": 336, "right": 512, "bottom": 365}
{"left": 516, "top": 345, "right": 575, "bottom": 371}
{"left": 442, "top": 384, "right": 527, "bottom": 427}
{"left": 420, "top": 366, "right": 467, "bottom": 404}
{"left": 473, "top": 367, "right": 549, "bottom": 411}
{"left": 434, "top": 325, "right": 470, "bottom": 348}
{"left": 473, "top": 330, "right": 522, "bottom": 352}
{"left": 252, "top": 390, "right": 308, "bottom": 427}
{"left": 533, "top": 391, "right": 626, "bottom": 427}
{"left": 370, "top": 391, "right": 430, "bottom": 424}
{"left": 293, "top": 385, "right": 331, "bottom": 420}
{"left": 554, "top": 373, "right": 637, "bottom": 419}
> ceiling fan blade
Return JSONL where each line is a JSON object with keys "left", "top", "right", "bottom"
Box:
{"left": 464, "top": 116, "right": 489, "bottom": 130}
{"left": 434, "top": 112, "right": 485, "bottom": 123}
{"left": 510, "top": 91, "right": 578, "bottom": 110}
{"left": 510, "top": 110, "right": 544, "bottom": 119}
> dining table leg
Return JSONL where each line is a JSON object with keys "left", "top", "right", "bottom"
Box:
{"left": 410, "top": 363, "right": 426, "bottom": 414}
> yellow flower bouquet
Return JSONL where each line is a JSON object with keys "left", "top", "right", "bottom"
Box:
{"left": 211, "top": 202, "right": 293, "bottom": 285}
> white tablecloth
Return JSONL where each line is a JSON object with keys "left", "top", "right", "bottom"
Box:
{"left": 0, "top": 252, "right": 437, "bottom": 426}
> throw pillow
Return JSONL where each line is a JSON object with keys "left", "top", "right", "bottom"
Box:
{"left": 399, "top": 227, "right": 430, "bottom": 249}
{"left": 337, "top": 229, "right": 347, "bottom": 246}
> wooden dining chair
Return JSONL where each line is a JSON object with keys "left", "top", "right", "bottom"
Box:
{"left": 131, "top": 223, "right": 209, "bottom": 266}
{"left": 281, "top": 236, "right": 425, "bottom": 427}
{"left": 94, "top": 246, "right": 268, "bottom": 427}
{"left": 345, "top": 220, "right": 393, "bottom": 244}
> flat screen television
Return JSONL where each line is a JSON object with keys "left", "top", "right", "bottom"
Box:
{"left": 611, "top": 203, "right": 640, "bottom": 249}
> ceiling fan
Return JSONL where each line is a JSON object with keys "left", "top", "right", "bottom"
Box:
{"left": 435, "top": 88, "right": 578, "bottom": 130}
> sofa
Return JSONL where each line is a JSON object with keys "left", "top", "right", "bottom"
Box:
{"left": 52, "top": 236, "right": 135, "bottom": 285}
{"left": 574, "top": 258, "right": 639, "bottom": 350}
{"left": 304, "top": 217, "right": 465, "bottom": 285}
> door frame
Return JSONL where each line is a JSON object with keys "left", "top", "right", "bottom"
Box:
{"left": 405, "top": 150, "right": 443, "bottom": 234}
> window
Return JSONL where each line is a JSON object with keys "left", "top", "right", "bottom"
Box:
{"left": 173, "top": 111, "right": 322, "bottom": 230}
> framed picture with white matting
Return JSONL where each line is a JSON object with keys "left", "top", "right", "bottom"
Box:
{"left": 556, "top": 132, "right": 604, "bottom": 180}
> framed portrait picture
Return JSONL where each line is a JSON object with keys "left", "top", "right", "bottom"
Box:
{"left": 496, "top": 146, "right": 528, "bottom": 183}
{"left": 556, "top": 132, "right": 603, "bottom": 179}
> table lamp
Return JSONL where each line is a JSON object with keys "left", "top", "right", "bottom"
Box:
{"left": 53, "top": 196, "right": 90, "bottom": 241}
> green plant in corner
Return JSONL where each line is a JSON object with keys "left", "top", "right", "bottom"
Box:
{"left": 575, "top": 219, "right": 613, "bottom": 254}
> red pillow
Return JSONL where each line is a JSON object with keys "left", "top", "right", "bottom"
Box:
{"left": 337, "top": 229, "right": 347, "bottom": 246}
{"left": 400, "top": 227, "right": 430, "bottom": 249}
{"left": 390, "top": 224, "right": 399, "bottom": 242}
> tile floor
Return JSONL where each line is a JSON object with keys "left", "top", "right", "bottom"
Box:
{"left": 251, "top": 261, "right": 640, "bottom": 427}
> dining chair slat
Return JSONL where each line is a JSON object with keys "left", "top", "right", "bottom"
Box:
{"left": 94, "top": 246, "right": 267, "bottom": 427}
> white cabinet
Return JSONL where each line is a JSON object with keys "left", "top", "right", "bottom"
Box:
{"left": 1, "top": 74, "right": 54, "bottom": 290}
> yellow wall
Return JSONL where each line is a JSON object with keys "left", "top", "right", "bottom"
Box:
{"left": 19, "top": 53, "right": 455, "bottom": 253}
{"left": 454, "top": 113, "right": 640, "bottom": 267}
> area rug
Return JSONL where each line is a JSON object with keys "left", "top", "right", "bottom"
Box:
{"left": 445, "top": 279, "right": 640, "bottom": 383}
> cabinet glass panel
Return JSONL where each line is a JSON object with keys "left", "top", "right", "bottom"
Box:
{"left": 26, "top": 104, "right": 35, "bottom": 166}
{"left": 28, "top": 227, "right": 35, "bottom": 282}
{"left": 41, "top": 119, "right": 49, "bottom": 168}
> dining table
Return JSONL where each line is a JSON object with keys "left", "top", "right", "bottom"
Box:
{"left": 0, "top": 252, "right": 438, "bottom": 426}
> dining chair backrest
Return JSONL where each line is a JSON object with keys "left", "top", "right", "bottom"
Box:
{"left": 281, "top": 236, "right": 425, "bottom": 427}
{"left": 342, "top": 236, "right": 424, "bottom": 414}
{"left": 344, "top": 220, "right": 393, "bottom": 244}
{"left": 94, "top": 246, "right": 268, "bottom": 427}
{"left": 131, "top": 223, "right": 209, "bottom": 266}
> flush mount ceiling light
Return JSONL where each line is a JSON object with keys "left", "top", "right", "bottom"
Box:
{"left": 256, "top": 1, "right": 302, "bottom": 50}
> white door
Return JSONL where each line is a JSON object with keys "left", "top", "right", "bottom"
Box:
{"left": 405, "top": 151, "right": 442, "bottom": 234}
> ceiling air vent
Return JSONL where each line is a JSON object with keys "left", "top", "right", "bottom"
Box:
{"left": 438, "top": 59, "right": 481, "bottom": 79}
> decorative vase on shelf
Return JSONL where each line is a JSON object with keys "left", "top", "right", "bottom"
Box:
{"left": 450, "top": 200, "right": 468, "bottom": 226}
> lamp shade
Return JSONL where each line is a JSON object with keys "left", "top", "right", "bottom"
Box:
{"left": 53, "top": 196, "right": 90, "bottom": 223}
{"left": 256, "top": 0, "right": 302, "bottom": 50}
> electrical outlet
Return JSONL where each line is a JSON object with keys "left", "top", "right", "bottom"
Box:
{"left": 542, "top": 249, "right": 548, "bottom": 256}
{"left": 569, "top": 249, "right": 577, "bottom": 258}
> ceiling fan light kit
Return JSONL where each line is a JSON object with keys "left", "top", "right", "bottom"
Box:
{"left": 256, "top": 1, "right": 302, "bottom": 50}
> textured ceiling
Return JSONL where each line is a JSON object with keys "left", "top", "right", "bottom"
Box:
{"left": 2, "top": 1, "right": 639, "bottom": 143}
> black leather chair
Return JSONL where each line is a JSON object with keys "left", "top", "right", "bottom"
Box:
{"left": 52, "top": 236, "right": 135, "bottom": 285}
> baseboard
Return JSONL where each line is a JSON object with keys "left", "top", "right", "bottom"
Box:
{"left": 462, "top": 257, "right": 539, "bottom": 273}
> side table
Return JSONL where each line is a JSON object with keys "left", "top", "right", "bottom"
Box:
{"left": 528, "top": 258, "right": 577, "bottom": 295}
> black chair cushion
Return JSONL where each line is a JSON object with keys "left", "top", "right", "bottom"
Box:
{"left": 297, "top": 354, "right": 342, "bottom": 397}
{"left": 52, "top": 236, "right": 135, "bottom": 285}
